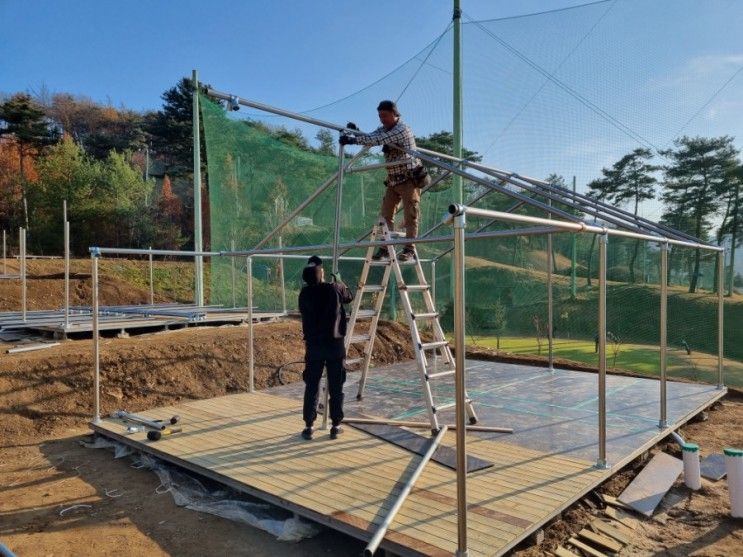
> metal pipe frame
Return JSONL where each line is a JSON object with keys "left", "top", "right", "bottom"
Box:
{"left": 448, "top": 206, "right": 721, "bottom": 252}
{"left": 231, "top": 240, "right": 237, "bottom": 308}
{"left": 193, "top": 70, "right": 205, "bottom": 308}
{"left": 418, "top": 146, "right": 707, "bottom": 245}
{"left": 21, "top": 228, "right": 27, "bottom": 321}
{"left": 278, "top": 236, "right": 287, "bottom": 314}
{"left": 452, "top": 208, "right": 469, "bottom": 556}
{"left": 596, "top": 234, "right": 608, "bottom": 469}
{"left": 2, "top": 229, "right": 6, "bottom": 275}
{"left": 718, "top": 251, "right": 725, "bottom": 389}
{"left": 659, "top": 243, "right": 668, "bottom": 428}
{"left": 205, "top": 87, "right": 711, "bottom": 252}
{"left": 364, "top": 425, "right": 449, "bottom": 557}
{"left": 92, "top": 252, "right": 101, "bottom": 423}
{"left": 332, "top": 144, "right": 346, "bottom": 275}
{"left": 148, "top": 247, "right": 155, "bottom": 306}
{"left": 547, "top": 215, "right": 554, "bottom": 373}
{"left": 247, "top": 256, "right": 255, "bottom": 393}
{"left": 64, "top": 220, "right": 70, "bottom": 329}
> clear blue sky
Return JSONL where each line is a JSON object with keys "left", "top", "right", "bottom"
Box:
{"left": 2, "top": 0, "right": 742, "bottom": 223}
{"left": 1, "top": 0, "right": 595, "bottom": 111}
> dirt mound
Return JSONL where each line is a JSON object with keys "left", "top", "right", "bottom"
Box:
{"left": 0, "top": 259, "right": 157, "bottom": 311}
{"left": 0, "top": 319, "right": 413, "bottom": 441}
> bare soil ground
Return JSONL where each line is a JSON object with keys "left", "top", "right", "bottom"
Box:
{"left": 1, "top": 267, "right": 742, "bottom": 556}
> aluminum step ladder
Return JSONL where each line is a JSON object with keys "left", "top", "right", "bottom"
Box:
{"left": 344, "top": 217, "right": 478, "bottom": 433}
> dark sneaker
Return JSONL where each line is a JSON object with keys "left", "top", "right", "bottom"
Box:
{"left": 301, "top": 427, "right": 313, "bottom": 440}
{"left": 329, "top": 426, "right": 343, "bottom": 439}
{"left": 371, "top": 248, "right": 388, "bottom": 261}
{"left": 397, "top": 248, "right": 416, "bottom": 262}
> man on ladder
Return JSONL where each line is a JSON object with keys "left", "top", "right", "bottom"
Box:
{"left": 339, "top": 100, "right": 430, "bottom": 262}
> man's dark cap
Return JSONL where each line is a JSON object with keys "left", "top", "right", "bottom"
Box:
{"left": 377, "top": 100, "right": 400, "bottom": 116}
{"left": 308, "top": 255, "right": 323, "bottom": 267}
{"left": 302, "top": 265, "right": 322, "bottom": 285}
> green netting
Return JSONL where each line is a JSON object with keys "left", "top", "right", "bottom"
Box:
{"left": 199, "top": 0, "right": 742, "bottom": 387}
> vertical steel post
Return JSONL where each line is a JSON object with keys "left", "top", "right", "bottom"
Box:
{"left": 231, "top": 240, "right": 237, "bottom": 308}
{"left": 453, "top": 208, "right": 469, "bottom": 557}
{"left": 21, "top": 227, "right": 26, "bottom": 321}
{"left": 279, "top": 237, "right": 287, "bottom": 314}
{"left": 718, "top": 251, "right": 725, "bottom": 389}
{"left": 431, "top": 260, "right": 437, "bottom": 307}
{"left": 451, "top": 0, "right": 463, "bottom": 305}
{"left": 659, "top": 242, "right": 668, "bottom": 428}
{"left": 247, "top": 256, "right": 255, "bottom": 393}
{"left": 571, "top": 176, "right": 577, "bottom": 299}
{"left": 332, "top": 145, "right": 345, "bottom": 276}
{"left": 2, "top": 229, "right": 5, "bottom": 275}
{"left": 92, "top": 251, "right": 101, "bottom": 423}
{"left": 64, "top": 200, "right": 70, "bottom": 329}
{"left": 192, "top": 69, "right": 204, "bottom": 307}
{"left": 148, "top": 247, "right": 154, "bottom": 306}
{"left": 547, "top": 199, "right": 554, "bottom": 372}
{"left": 596, "top": 233, "right": 608, "bottom": 469}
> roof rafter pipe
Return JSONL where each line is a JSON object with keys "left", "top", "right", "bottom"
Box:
{"left": 448, "top": 205, "right": 722, "bottom": 252}
{"left": 406, "top": 148, "right": 583, "bottom": 223}
{"left": 419, "top": 146, "right": 706, "bottom": 245}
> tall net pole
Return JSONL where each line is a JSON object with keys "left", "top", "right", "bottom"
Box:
{"left": 451, "top": 0, "right": 463, "bottom": 301}
{"left": 193, "top": 69, "right": 205, "bottom": 307}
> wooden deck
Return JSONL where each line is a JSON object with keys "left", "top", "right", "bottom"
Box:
{"left": 93, "top": 391, "right": 611, "bottom": 557}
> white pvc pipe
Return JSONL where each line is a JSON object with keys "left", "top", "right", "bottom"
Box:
{"left": 726, "top": 448, "right": 743, "bottom": 517}
{"left": 682, "top": 443, "right": 701, "bottom": 490}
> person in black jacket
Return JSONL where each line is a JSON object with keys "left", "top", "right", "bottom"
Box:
{"left": 298, "top": 256, "right": 353, "bottom": 440}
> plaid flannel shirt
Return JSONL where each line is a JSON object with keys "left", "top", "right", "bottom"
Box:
{"left": 353, "top": 119, "right": 421, "bottom": 185}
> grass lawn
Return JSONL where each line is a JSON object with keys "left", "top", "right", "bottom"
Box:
{"left": 461, "top": 334, "right": 743, "bottom": 387}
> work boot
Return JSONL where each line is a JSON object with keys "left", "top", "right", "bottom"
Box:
{"left": 397, "top": 247, "right": 416, "bottom": 262}
{"left": 301, "top": 427, "right": 313, "bottom": 440}
{"left": 329, "top": 425, "right": 343, "bottom": 439}
{"left": 371, "top": 248, "right": 388, "bottom": 261}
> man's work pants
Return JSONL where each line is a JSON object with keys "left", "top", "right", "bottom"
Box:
{"left": 380, "top": 178, "right": 420, "bottom": 248}
{"left": 303, "top": 349, "right": 346, "bottom": 427}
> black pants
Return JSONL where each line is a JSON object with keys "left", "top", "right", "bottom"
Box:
{"left": 303, "top": 344, "right": 346, "bottom": 427}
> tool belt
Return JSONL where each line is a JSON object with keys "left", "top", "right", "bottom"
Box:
{"left": 385, "top": 165, "right": 429, "bottom": 188}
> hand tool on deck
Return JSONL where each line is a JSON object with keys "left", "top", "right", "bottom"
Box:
{"left": 112, "top": 410, "right": 179, "bottom": 431}
{"left": 147, "top": 427, "right": 182, "bottom": 441}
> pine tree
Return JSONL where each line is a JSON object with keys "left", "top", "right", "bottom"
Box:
{"left": 661, "top": 136, "right": 739, "bottom": 293}
{"left": 0, "top": 94, "right": 58, "bottom": 230}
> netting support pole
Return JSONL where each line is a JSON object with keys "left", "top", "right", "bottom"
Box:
{"left": 2, "top": 229, "right": 5, "bottom": 275}
{"left": 717, "top": 251, "right": 725, "bottom": 389}
{"left": 570, "top": 176, "right": 577, "bottom": 299}
{"left": 451, "top": 0, "right": 464, "bottom": 310}
{"left": 596, "top": 233, "right": 609, "bottom": 470}
{"left": 148, "top": 247, "right": 154, "bottom": 306}
{"left": 192, "top": 69, "right": 204, "bottom": 308}
{"left": 247, "top": 256, "right": 255, "bottom": 393}
{"left": 64, "top": 200, "right": 70, "bottom": 330}
{"left": 659, "top": 242, "right": 668, "bottom": 429}
{"left": 431, "top": 260, "right": 437, "bottom": 309}
{"left": 20, "top": 227, "right": 26, "bottom": 322}
{"left": 92, "top": 250, "right": 101, "bottom": 424}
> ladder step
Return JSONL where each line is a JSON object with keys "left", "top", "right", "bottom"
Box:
{"left": 355, "top": 309, "right": 377, "bottom": 319}
{"left": 401, "top": 284, "right": 430, "bottom": 291}
{"left": 426, "top": 369, "right": 455, "bottom": 380}
{"left": 412, "top": 312, "right": 439, "bottom": 320}
{"left": 419, "top": 340, "right": 449, "bottom": 351}
{"left": 369, "top": 260, "right": 391, "bottom": 267}
{"left": 434, "top": 399, "right": 471, "bottom": 413}
{"left": 350, "top": 334, "right": 371, "bottom": 344}
{"left": 345, "top": 357, "right": 363, "bottom": 366}
{"left": 361, "top": 285, "right": 385, "bottom": 293}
